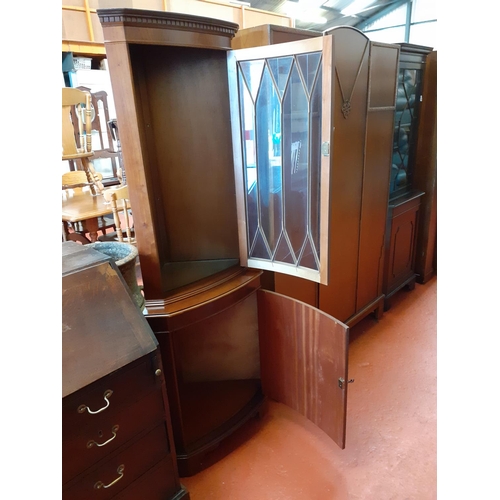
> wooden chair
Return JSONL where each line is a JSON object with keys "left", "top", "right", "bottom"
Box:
{"left": 98, "top": 185, "right": 135, "bottom": 244}
{"left": 62, "top": 170, "right": 102, "bottom": 194}
{"left": 62, "top": 87, "right": 104, "bottom": 195}
{"left": 70, "top": 87, "right": 124, "bottom": 186}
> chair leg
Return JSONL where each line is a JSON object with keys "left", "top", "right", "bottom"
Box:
{"left": 81, "top": 157, "right": 104, "bottom": 195}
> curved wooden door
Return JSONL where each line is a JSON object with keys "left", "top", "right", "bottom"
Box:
{"left": 257, "top": 289, "right": 349, "bottom": 448}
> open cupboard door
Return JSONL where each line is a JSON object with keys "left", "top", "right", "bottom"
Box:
{"left": 257, "top": 289, "right": 349, "bottom": 448}
{"left": 228, "top": 35, "right": 334, "bottom": 285}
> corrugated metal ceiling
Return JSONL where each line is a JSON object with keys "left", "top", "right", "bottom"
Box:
{"left": 241, "top": 0, "right": 408, "bottom": 33}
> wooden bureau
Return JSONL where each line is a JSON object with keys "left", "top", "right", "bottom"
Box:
{"left": 62, "top": 242, "right": 189, "bottom": 499}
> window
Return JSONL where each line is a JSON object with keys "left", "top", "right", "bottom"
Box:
{"left": 362, "top": 0, "right": 437, "bottom": 48}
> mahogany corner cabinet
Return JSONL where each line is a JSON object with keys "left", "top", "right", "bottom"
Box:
{"left": 97, "top": 8, "right": 398, "bottom": 477}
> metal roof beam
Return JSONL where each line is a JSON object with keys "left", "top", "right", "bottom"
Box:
{"left": 353, "top": 0, "right": 410, "bottom": 30}
{"left": 320, "top": 5, "right": 343, "bottom": 16}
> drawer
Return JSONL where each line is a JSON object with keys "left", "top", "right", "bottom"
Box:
{"left": 112, "top": 457, "right": 186, "bottom": 500}
{"left": 63, "top": 386, "right": 167, "bottom": 484}
{"left": 63, "top": 354, "right": 161, "bottom": 436}
{"left": 62, "top": 422, "right": 169, "bottom": 500}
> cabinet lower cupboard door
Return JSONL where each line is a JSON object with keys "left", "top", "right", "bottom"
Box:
{"left": 257, "top": 289, "right": 349, "bottom": 448}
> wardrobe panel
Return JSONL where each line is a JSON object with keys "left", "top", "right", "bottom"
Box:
{"left": 319, "top": 28, "right": 370, "bottom": 322}
{"left": 273, "top": 273, "right": 317, "bottom": 307}
{"left": 413, "top": 50, "right": 437, "bottom": 284}
{"left": 368, "top": 43, "right": 399, "bottom": 108}
{"left": 356, "top": 42, "right": 398, "bottom": 310}
{"left": 357, "top": 110, "right": 393, "bottom": 308}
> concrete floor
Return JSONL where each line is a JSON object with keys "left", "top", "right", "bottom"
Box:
{"left": 181, "top": 277, "right": 437, "bottom": 499}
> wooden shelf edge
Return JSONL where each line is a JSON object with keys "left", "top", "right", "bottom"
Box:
{"left": 62, "top": 41, "right": 106, "bottom": 56}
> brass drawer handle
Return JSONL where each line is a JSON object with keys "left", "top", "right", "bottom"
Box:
{"left": 78, "top": 390, "right": 113, "bottom": 414}
{"left": 94, "top": 464, "right": 124, "bottom": 490}
{"left": 87, "top": 425, "right": 119, "bottom": 448}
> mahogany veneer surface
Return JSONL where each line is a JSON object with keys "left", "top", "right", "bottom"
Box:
{"left": 258, "top": 289, "right": 349, "bottom": 448}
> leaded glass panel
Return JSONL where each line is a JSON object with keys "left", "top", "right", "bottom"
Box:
{"left": 236, "top": 50, "right": 323, "bottom": 275}
{"left": 391, "top": 67, "right": 423, "bottom": 197}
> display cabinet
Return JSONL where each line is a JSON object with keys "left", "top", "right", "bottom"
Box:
{"left": 98, "top": 8, "right": 352, "bottom": 477}
{"left": 62, "top": 242, "right": 188, "bottom": 499}
{"left": 382, "top": 43, "right": 434, "bottom": 307}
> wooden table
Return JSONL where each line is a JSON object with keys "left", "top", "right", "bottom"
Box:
{"left": 62, "top": 190, "right": 114, "bottom": 244}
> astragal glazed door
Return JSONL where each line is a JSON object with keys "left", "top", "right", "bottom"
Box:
{"left": 228, "top": 35, "right": 335, "bottom": 285}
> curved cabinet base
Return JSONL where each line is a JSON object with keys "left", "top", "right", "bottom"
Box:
{"left": 146, "top": 268, "right": 265, "bottom": 478}
{"left": 177, "top": 390, "right": 266, "bottom": 477}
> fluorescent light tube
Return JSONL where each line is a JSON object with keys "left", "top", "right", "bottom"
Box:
{"left": 284, "top": 1, "right": 327, "bottom": 23}
{"left": 341, "top": 0, "right": 376, "bottom": 17}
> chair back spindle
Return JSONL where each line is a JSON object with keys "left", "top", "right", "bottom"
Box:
{"left": 62, "top": 87, "right": 104, "bottom": 195}
{"left": 100, "top": 185, "right": 135, "bottom": 245}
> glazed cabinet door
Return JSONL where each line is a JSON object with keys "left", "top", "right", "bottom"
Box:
{"left": 257, "top": 289, "right": 349, "bottom": 448}
{"left": 228, "top": 35, "right": 334, "bottom": 284}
